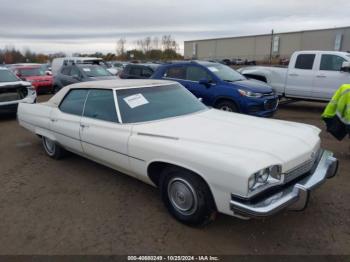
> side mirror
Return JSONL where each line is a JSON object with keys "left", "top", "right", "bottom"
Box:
{"left": 341, "top": 61, "right": 350, "bottom": 72}
{"left": 199, "top": 79, "right": 212, "bottom": 87}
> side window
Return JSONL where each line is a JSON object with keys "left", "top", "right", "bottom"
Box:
{"left": 69, "top": 66, "right": 81, "bottom": 78}
{"left": 164, "top": 66, "right": 186, "bottom": 79}
{"left": 61, "top": 67, "right": 71, "bottom": 75}
{"left": 186, "top": 66, "right": 212, "bottom": 82}
{"left": 320, "top": 55, "right": 346, "bottom": 71}
{"left": 59, "top": 89, "right": 88, "bottom": 116}
{"left": 83, "top": 89, "right": 118, "bottom": 122}
{"left": 129, "top": 66, "right": 142, "bottom": 77}
{"left": 295, "top": 54, "right": 315, "bottom": 70}
{"left": 142, "top": 67, "right": 153, "bottom": 77}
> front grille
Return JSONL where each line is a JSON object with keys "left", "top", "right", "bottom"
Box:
{"left": 249, "top": 105, "right": 263, "bottom": 113}
{"left": 264, "top": 99, "right": 278, "bottom": 110}
{"left": 284, "top": 159, "right": 314, "bottom": 183}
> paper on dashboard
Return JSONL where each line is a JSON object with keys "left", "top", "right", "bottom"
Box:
{"left": 123, "top": 93, "right": 149, "bottom": 109}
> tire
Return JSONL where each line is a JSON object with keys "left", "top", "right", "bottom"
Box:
{"left": 160, "top": 167, "right": 217, "bottom": 226}
{"left": 215, "top": 100, "right": 238, "bottom": 112}
{"left": 42, "top": 136, "right": 65, "bottom": 159}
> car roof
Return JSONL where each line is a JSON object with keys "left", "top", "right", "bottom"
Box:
{"left": 47, "top": 79, "right": 176, "bottom": 107}
{"left": 161, "top": 60, "right": 219, "bottom": 67}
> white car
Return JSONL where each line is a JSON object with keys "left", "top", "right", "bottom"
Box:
{"left": 17, "top": 79, "right": 338, "bottom": 225}
{"left": 0, "top": 67, "right": 36, "bottom": 114}
{"left": 239, "top": 50, "right": 350, "bottom": 101}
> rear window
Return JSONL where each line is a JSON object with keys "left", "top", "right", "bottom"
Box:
{"left": 0, "top": 70, "right": 20, "bottom": 82}
{"left": 129, "top": 66, "right": 142, "bottom": 76}
{"left": 59, "top": 89, "right": 89, "bottom": 116}
{"left": 295, "top": 54, "right": 315, "bottom": 70}
{"left": 19, "top": 68, "right": 45, "bottom": 77}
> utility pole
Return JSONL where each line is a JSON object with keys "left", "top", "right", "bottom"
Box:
{"left": 269, "top": 29, "right": 274, "bottom": 65}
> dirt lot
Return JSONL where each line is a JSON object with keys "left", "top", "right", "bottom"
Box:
{"left": 0, "top": 96, "right": 349, "bottom": 255}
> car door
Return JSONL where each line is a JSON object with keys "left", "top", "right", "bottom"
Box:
{"left": 66, "top": 66, "right": 82, "bottom": 85}
{"left": 285, "top": 53, "right": 316, "bottom": 98}
{"left": 80, "top": 89, "right": 132, "bottom": 174}
{"left": 162, "top": 65, "right": 189, "bottom": 89}
{"left": 49, "top": 89, "right": 88, "bottom": 154}
{"left": 312, "top": 54, "right": 350, "bottom": 100}
{"left": 58, "top": 66, "right": 72, "bottom": 87}
{"left": 183, "top": 65, "right": 214, "bottom": 104}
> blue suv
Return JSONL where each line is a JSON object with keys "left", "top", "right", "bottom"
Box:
{"left": 152, "top": 61, "right": 278, "bottom": 117}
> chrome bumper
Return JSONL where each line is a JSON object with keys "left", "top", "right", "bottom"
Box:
{"left": 230, "top": 150, "right": 338, "bottom": 218}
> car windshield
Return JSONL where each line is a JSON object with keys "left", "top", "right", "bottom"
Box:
{"left": 80, "top": 65, "right": 112, "bottom": 77}
{"left": 0, "top": 70, "right": 20, "bottom": 82}
{"left": 117, "top": 84, "right": 207, "bottom": 123}
{"left": 205, "top": 64, "right": 246, "bottom": 82}
{"left": 20, "top": 68, "right": 45, "bottom": 76}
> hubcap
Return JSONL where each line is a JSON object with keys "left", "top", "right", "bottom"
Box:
{"left": 220, "top": 105, "right": 233, "bottom": 112}
{"left": 44, "top": 137, "right": 55, "bottom": 155}
{"left": 168, "top": 178, "right": 198, "bottom": 215}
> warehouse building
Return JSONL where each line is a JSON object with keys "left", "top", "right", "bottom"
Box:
{"left": 184, "top": 26, "right": 350, "bottom": 62}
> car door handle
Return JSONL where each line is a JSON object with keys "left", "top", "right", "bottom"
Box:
{"left": 50, "top": 118, "right": 57, "bottom": 122}
{"left": 316, "top": 75, "right": 327, "bottom": 78}
{"left": 80, "top": 123, "right": 89, "bottom": 128}
{"left": 289, "top": 73, "right": 299, "bottom": 77}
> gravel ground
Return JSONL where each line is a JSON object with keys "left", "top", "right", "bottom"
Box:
{"left": 0, "top": 95, "right": 349, "bottom": 255}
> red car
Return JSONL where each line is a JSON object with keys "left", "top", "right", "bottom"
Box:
{"left": 12, "top": 66, "right": 53, "bottom": 93}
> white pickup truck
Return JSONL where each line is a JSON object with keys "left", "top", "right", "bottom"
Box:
{"left": 238, "top": 51, "right": 350, "bottom": 101}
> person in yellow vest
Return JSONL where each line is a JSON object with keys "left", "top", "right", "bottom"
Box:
{"left": 322, "top": 84, "right": 350, "bottom": 140}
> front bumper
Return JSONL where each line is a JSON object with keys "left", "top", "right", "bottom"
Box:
{"left": 241, "top": 96, "right": 279, "bottom": 118}
{"left": 230, "top": 150, "right": 338, "bottom": 218}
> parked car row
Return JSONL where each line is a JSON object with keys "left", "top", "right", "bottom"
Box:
{"left": 221, "top": 58, "right": 257, "bottom": 66}
{"left": 49, "top": 57, "right": 278, "bottom": 117}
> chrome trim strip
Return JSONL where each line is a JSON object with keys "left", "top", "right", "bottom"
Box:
{"left": 137, "top": 132, "right": 179, "bottom": 140}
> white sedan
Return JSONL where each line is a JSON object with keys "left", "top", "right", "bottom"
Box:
{"left": 17, "top": 79, "right": 338, "bottom": 226}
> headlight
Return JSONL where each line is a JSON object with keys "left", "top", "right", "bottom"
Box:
{"left": 248, "top": 165, "right": 282, "bottom": 194}
{"left": 238, "top": 89, "right": 263, "bottom": 98}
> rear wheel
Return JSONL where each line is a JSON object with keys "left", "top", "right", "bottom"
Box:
{"left": 160, "top": 167, "right": 217, "bottom": 226}
{"left": 215, "top": 100, "right": 238, "bottom": 112}
{"left": 42, "top": 136, "right": 65, "bottom": 159}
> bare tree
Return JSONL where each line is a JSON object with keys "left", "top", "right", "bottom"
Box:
{"left": 152, "top": 36, "right": 159, "bottom": 50}
{"left": 116, "top": 38, "right": 126, "bottom": 56}
{"left": 161, "top": 35, "right": 178, "bottom": 51}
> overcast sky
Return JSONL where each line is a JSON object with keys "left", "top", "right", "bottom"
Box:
{"left": 1, "top": 0, "right": 350, "bottom": 55}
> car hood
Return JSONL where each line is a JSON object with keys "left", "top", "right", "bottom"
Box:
{"left": 229, "top": 79, "right": 272, "bottom": 93}
{"left": 133, "top": 109, "right": 321, "bottom": 173}
{"left": 0, "top": 80, "right": 31, "bottom": 88}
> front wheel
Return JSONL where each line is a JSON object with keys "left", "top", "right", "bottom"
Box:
{"left": 160, "top": 167, "right": 217, "bottom": 226}
{"left": 215, "top": 100, "right": 238, "bottom": 112}
{"left": 42, "top": 136, "right": 66, "bottom": 159}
